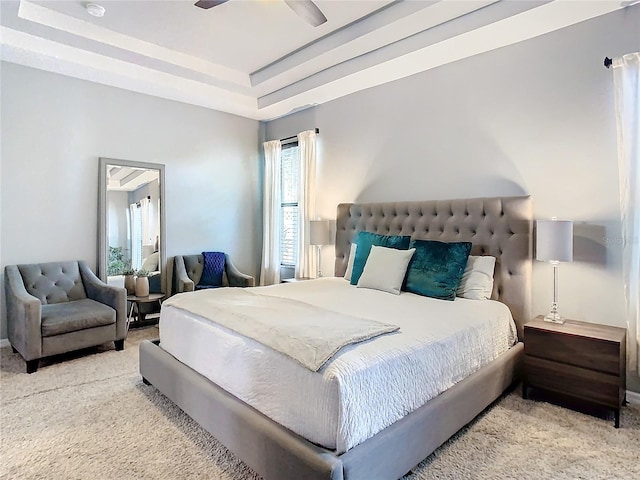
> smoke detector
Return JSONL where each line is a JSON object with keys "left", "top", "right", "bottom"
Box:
{"left": 85, "top": 3, "right": 106, "bottom": 18}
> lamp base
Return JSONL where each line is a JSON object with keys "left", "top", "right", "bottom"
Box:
{"left": 316, "top": 245, "right": 322, "bottom": 279}
{"left": 544, "top": 312, "right": 565, "bottom": 324}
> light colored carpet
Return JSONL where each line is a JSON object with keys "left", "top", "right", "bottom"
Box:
{"left": 1, "top": 327, "right": 639, "bottom": 480}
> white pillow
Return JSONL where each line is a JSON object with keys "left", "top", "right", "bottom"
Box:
{"left": 357, "top": 245, "right": 415, "bottom": 295}
{"left": 141, "top": 251, "right": 159, "bottom": 272}
{"left": 344, "top": 243, "right": 357, "bottom": 281}
{"left": 457, "top": 255, "right": 496, "bottom": 300}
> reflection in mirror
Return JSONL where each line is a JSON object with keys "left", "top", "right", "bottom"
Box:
{"left": 98, "top": 158, "right": 166, "bottom": 294}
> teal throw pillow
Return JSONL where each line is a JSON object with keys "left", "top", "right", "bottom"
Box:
{"left": 404, "top": 240, "right": 472, "bottom": 300}
{"left": 350, "top": 231, "right": 411, "bottom": 285}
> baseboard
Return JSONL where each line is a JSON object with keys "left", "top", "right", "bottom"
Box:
{"left": 627, "top": 390, "right": 640, "bottom": 405}
{"left": 0, "top": 339, "right": 10, "bottom": 348}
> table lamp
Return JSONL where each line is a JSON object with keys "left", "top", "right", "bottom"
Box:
{"left": 309, "top": 219, "right": 331, "bottom": 278}
{"left": 536, "top": 218, "right": 573, "bottom": 324}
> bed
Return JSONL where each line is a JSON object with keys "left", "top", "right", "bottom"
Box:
{"left": 139, "top": 196, "right": 532, "bottom": 480}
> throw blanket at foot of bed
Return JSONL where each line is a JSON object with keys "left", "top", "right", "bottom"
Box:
{"left": 163, "top": 288, "right": 399, "bottom": 371}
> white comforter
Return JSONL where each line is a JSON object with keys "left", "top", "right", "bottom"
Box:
{"left": 159, "top": 278, "right": 517, "bottom": 453}
{"left": 162, "top": 288, "right": 399, "bottom": 371}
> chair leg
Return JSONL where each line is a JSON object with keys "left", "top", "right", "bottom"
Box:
{"left": 115, "top": 339, "right": 125, "bottom": 351}
{"left": 26, "top": 359, "right": 39, "bottom": 374}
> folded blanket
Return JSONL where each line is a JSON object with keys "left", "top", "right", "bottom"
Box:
{"left": 163, "top": 288, "right": 399, "bottom": 371}
{"left": 200, "top": 251, "right": 225, "bottom": 287}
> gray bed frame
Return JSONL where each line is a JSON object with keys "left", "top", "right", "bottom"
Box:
{"left": 140, "top": 196, "right": 532, "bottom": 480}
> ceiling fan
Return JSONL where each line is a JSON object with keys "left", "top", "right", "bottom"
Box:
{"left": 194, "top": 0, "right": 328, "bottom": 27}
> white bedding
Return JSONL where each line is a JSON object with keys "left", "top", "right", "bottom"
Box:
{"left": 159, "top": 277, "right": 517, "bottom": 453}
{"left": 163, "top": 288, "right": 399, "bottom": 371}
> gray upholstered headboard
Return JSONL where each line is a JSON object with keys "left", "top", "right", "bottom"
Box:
{"left": 334, "top": 196, "right": 532, "bottom": 337}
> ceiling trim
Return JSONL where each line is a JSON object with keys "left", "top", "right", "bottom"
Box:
{"left": 0, "top": 26, "right": 258, "bottom": 119}
{"left": 254, "top": 0, "right": 624, "bottom": 120}
{"left": 0, "top": 0, "right": 628, "bottom": 122}
{"left": 250, "top": 0, "right": 503, "bottom": 98}
{"left": 18, "top": 0, "right": 250, "bottom": 88}
{"left": 250, "top": 0, "right": 436, "bottom": 86}
{"left": 256, "top": 0, "right": 548, "bottom": 109}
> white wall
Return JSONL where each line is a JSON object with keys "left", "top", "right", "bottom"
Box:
{"left": 265, "top": 7, "right": 639, "bottom": 334}
{"left": 0, "top": 62, "right": 262, "bottom": 338}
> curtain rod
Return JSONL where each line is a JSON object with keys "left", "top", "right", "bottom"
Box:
{"left": 280, "top": 128, "right": 319, "bottom": 143}
{"left": 135, "top": 195, "right": 151, "bottom": 206}
{"left": 604, "top": 57, "right": 613, "bottom": 68}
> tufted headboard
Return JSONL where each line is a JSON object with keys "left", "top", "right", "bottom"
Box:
{"left": 334, "top": 196, "right": 532, "bottom": 337}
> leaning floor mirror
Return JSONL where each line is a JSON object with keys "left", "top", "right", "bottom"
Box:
{"left": 98, "top": 158, "right": 166, "bottom": 295}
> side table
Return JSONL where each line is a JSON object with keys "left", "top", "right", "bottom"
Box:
{"left": 127, "top": 293, "right": 165, "bottom": 330}
{"left": 523, "top": 315, "right": 627, "bottom": 427}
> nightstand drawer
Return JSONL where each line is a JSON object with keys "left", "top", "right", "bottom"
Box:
{"left": 524, "top": 356, "right": 621, "bottom": 407}
{"left": 525, "top": 329, "right": 621, "bottom": 375}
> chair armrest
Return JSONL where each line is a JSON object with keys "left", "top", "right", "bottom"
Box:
{"left": 4, "top": 265, "right": 42, "bottom": 360}
{"left": 79, "top": 261, "right": 127, "bottom": 340}
{"left": 174, "top": 256, "right": 195, "bottom": 293}
{"left": 225, "top": 256, "right": 255, "bottom": 287}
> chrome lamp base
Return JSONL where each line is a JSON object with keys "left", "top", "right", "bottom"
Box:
{"left": 315, "top": 244, "right": 322, "bottom": 278}
{"left": 544, "top": 261, "right": 564, "bottom": 324}
{"left": 544, "top": 312, "right": 565, "bottom": 324}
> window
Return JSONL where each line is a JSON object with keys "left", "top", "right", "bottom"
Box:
{"left": 280, "top": 142, "right": 300, "bottom": 266}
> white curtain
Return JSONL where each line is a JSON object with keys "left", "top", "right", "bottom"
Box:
{"left": 260, "top": 140, "right": 282, "bottom": 285}
{"left": 130, "top": 203, "right": 142, "bottom": 270}
{"left": 613, "top": 52, "right": 640, "bottom": 372}
{"left": 140, "top": 197, "right": 153, "bottom": 246}
{"left": 296, "top": 130, "right": 318, "bottom": 279}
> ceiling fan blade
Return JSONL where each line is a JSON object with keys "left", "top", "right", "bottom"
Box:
{"left": 284, "top": 0, "right": 327, "bottom": 27}
{"left": 194, "top": 0, "right": 229, "bottom": 9}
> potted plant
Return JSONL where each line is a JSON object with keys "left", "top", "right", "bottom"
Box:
{"left": 135, "top": 269, "right": 150, "bottom": 297}
{"left": 107, "top": 246, "right": 127, "bottom": 276}
{"left": 123, "top": 267, "right": 136, "bottom": 295}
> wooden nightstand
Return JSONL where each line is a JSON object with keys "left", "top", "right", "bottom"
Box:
{"left": 523, "top": 316, "right": 627, "bottom": 427}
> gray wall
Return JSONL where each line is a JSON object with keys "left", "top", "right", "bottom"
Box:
{"left": 265, "top": 7, "right": 640, "bottom": 388}
{"left": 0, "top": 62, "right": 262, "bottom": 338}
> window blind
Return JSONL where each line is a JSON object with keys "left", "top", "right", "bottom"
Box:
{"left": 280, "top": 144, "right": 300, "bottom": 266}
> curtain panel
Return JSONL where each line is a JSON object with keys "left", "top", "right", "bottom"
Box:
{"left": 613, "top": 52, "right": 640, "bottom": 372}
{"left": 129, "top": 203, "right": 142, "bottom": 271}
{"left": 296, "top": 130, "right": 318, "bottom": 279}
{"left": 140, "top": 197, "right": 152, "bottom": 247}
{"left": 260, "top": 140, "right": 282, "bottom": 285}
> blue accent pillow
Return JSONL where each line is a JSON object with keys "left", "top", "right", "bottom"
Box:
{"left": 200, "top": 251, "right": 226, "bottom": 287}
{"left": 350, "top": 232, "right": 411, "bottom": 285}
{"left": 404, "top": 240, "right": 472, "bottom": 300}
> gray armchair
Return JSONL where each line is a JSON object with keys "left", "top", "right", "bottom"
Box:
{"left": 174, "top": 254, "right": 254, "bottom": 293}
{"left": 4, "top": 260, "right": 127, "bottom": 373}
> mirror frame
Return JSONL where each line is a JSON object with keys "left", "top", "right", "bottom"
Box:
{"left": 98, "top": 157, "right": 166, "bottom": 293}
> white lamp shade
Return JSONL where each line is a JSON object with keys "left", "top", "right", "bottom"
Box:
{"left": 309, "top": 220, "right": 331, "bottom": 246}
{"left": 536, "top": 219, "right": 573, "bottom": 262}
